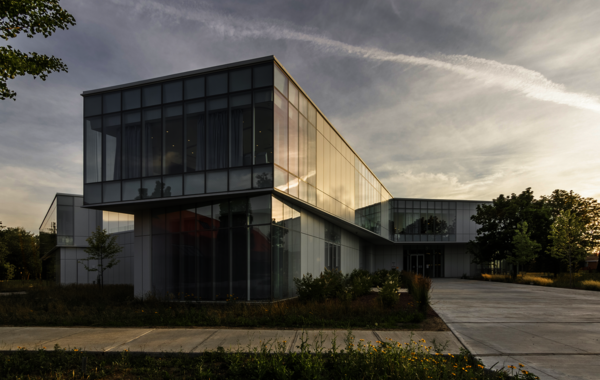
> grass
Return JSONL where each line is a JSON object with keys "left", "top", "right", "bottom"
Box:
{"left": 477, "top": 272, "right": 600, "bottom": 290}
{"left": 0, "top": 282, "right": 425, "bottom": 329}
{"left": 0, "top": 333, "right": 539, "bottom": 380}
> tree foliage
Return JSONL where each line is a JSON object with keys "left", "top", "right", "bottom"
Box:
{"left": 470, "top": 188, "right": 600, "bottom": 275}
{"left": 1, "top": 0, "right": 76, "bottom": 100}
{"left": 80, "top": 227, "right": 122, "bottom": 287}
{"left": 548, "top": 210, "right": 588, "bottom": 287}
{"left": 0, "top": 225, "right": 41, "bottom": 280}
{"left": 508, "top": 222, "right": 541, "bottom": 278}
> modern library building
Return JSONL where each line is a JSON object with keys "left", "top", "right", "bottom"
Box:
{"left": 78, "top": 56, "right": 490, "bottom": 301}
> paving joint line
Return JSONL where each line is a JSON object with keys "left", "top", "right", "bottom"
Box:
{"left": 190, "top": 329, "right": 220, "bottom": 353}
{"left": 105, "top": 329, "right": 155, "bottom": 352}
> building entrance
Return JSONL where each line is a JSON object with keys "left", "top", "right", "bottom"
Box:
{"left": 409, "top": 254, "right": 425, "bottom": 276}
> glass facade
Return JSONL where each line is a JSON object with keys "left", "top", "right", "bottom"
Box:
{"left": 389, "top": 200, "right": 457, "bottom": 242}
{"left": 402, "top": 245, "right": 445, "bottom": 278}
{"left": 83, "top": 63, "right": 274, "bottom": 205}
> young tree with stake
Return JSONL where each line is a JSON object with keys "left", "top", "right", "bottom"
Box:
{"left": 80, "top": 227, "right": 122, "bottom": 288}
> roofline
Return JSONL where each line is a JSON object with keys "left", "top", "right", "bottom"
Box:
{"left": 39, "top": 193, "right": 84, "bottom": 230}
{"left": 392, "top": 197, "right": 492, "bottom": 203}
{"left": 272, "top": 57, "right": 395, "bottom": 198}
{"left": 81, "top": 55, "right": 275, "bottom": 96}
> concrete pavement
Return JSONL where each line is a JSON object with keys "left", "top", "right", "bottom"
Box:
{"left": 431, "top": 278, "right": 600, "bottom": 380}
{"left": 0, "top": 327, "right": 464, "bottom": 354}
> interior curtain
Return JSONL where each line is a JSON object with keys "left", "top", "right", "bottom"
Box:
{"left": 124, "top": 123, "right": 141, "bottom": 178}
{"left": 208, "top": 111, "right": 228, "bottom": 169}
{"left": 230, "top": 108, "right": 244, "bottom": 167}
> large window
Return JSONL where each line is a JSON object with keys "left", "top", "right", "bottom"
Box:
{"left": 390, "top": 200, "right": 457, "bottom": 242}
{"left": 82, "top": 62, "right": 275, "bottom": 205}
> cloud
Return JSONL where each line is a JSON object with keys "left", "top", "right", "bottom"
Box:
{"left": 118, "top": 0, "right": 600, "bottom": 113}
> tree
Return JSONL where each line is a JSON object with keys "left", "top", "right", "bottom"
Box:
{"left": 80, "top": 227, "right": 122, "bottom": 288}
{"left": 548, "top": 210, "right": 588, "bottom": 288}
{"left": 0, "top": 226, "right": 41, "bottom": 280}
{"left": 1, "top": 0, "right": 76, "bottom": 100}
{"left": 508, "top": 222, "right": 541, "bottom": 279}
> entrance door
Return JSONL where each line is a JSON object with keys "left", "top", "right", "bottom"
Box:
{"left": 410, "top": 254, "right": 425, "bottom": 276}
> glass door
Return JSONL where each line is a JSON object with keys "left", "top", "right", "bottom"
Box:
{"left": 410, "top": 254, "right": 425, "bottom": 276}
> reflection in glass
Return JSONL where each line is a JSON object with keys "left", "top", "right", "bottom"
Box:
{"left": 163, "top": 105, "right": 183, "bottom": 174}
{"left": 103, "top": 92, "right": 120, "bottom": 114}
{"left": 84, "top": 183, "right": 102, "bottom": 204}
{"left": 299, "top": 180, "right": 307, "bottom": 202}
{"left": 289, "top": 175, "right": 299, "bottom": 198}
{"left": 85, "top": 116, "right": 102, "bottom": 183}
{"left": 207, "top": 72, "right": 227, "bottom": 96}
{"left": 84, "top": 95, "right": 101, "bottom": 117}
{"left": 103, "top": 114, "right": 121, "bottom": 181}
{"left": 274, "top": 91, "right": 288, "bottom": 170}
{"left": 122, "top": 179, "right": 141, "bottom": 201}
{"left": 163, "top": 81, "right": 182, "bottom": 103}
{"left": 249, "top": 195, "right": 271, "bottom": 225}
{"left": 299, "top": 92, "right": 307, "bottom": 116}
{"left": 184, "top": 172, "right": 205, "bottom": 195}
{"left": 143, "top": 85, "right": 161, "bottom": 107}
{"left": 141, "top": 177, "right": 164, "bottom": 199}
{"left": 253, "top": 165, "right": 273, "bottom": 189}
{"left": 250, "top": 225, "right": 271, "bottom": 299}
{"left": 274, "top": 65, "right": 288, "bottom": 97}
{"left": 288, "top": 104, "right": 298, "bottom": 175}
{"left": 143, "top": 108, "right": 162, "bottom": 177}
{"left": 185, "top": 77, "right": 204, "bottom": 99}
{"left": 185, "top": 101, "right": 205, "bottom": 172}
{"left": 254, "top": 90, "right": 273, "bottom": 165}
{"left": 229, "top": 167, "right": 252, "bottom": 191}
{"left": 253, "top": 64, "right": 273, "bottom": 88}
{"left": 207, "top": 98, "right": 228, "bottom": 169}
{"left": 231, "top": 227, "right": 248, "bottom": 299}
{"left": 122, "top": 112, "right": 141, "bottom": 179}
{"left": 229, "top": 68, "right": 251, "bottom": 92}
{"left": 230, "top": 94, "right": 252, "bottom": 167}
{"left": 274, "top": 166, "right": 288, "bottom": 193}
{"left": 307, "top": 124, "right": 316, "bottom": 186}
{"left": 299, "top": 116, "right": 307, "bottom": 181}
{"left": 103, "top": 182, "right": 121, "bottom": 203}
{"left": 206, "top": 170, "right": 227, "bottom": 193}
{"left": 163, "top": 175, "right": 182, "bottom": 197}
{"left": 123, "top": 88, "right": 140, "bottom": 110}
{"left": 288, "top": 82, "right": 298, "bottom": 108}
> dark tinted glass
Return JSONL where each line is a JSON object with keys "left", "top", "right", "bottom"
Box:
{"left": 151, "top": 208, "right": 166, "bottom": 234}
{"left": 163, "top": 81, "right": 182, "bottom": 103}
{"left": 123, "top": 88, "right": 141, "bottom": 110}
{"left": 250, "top": 225, "right": 270, "bottom": 299}
{"left": 103, "top": 181, "right": 121, "bottom": 203}
{"left": 214, "top": 228, "right": 229, "bottom": 299}
{"left": 142, "top": 108, "right": 162, "bottom": 177}
{"left": 103, "top": 92, "right": 121, "bottom": 114}
{"left": 254, "top": 90, "right": 273, "bottom": 165}
{"left": 141, "top": 177, "right": 163, "bottom": 199}
{"left": 103, "top": 114, "right": 121, "bottom": 181}
{"left": 184, "top": 77, "right": 204, "bottom": 99}
{"left": 151, "top": 234, "right": 166, "bottom": 297}
{"left": 85, "top": 116, "right": 102, "bottom": 184}
{"left": 84, "top": 183, "right": 102, "bottom": 204}
{"left": 163, "top": 105, "right": 183, "bottom": 174}
{"left": 166, "top": 207, "right": 181, "bottom": 233}
{"left": 57, "top": 196, "right": 73, "bottom": 205}
{"left": 207, "top": 98, "right": 228, "bottom": 170}
{"left": 122, "top": 179, "right": 141, "bottom": 201}
{"left": 185, "top": 101, "right": 205, "bottom": 172}
{"left": 214, "top": 201, "right": 230, "bottom": 229}
{"left": 163, "top": 175, "right": 182, "bottom": 197}
{"left": 253, "top": 64, "right": 272, "bottom": 88}
{"left": 230, "top": 198, "right": 248, "bottom": 227}
{"left": 206, "top": 170, "right": 227, "bottom": 193}
{"left": 229, "top": 68, "right": 251, "bottom": 92}
{"left": 230, "top": 94, "right": 252, "bottom": 167}
{"left": 207, "top": 73, "right": 227, "bottom": 96}
{"left": 249, "top": 195, "right": 271, "bottom": 225}
{"left": 84, "top": 95, "right": 101, "bottom": 117}
{"left": 197, "top": 204, "right": 212, "bottom": 230}
{"left": 122, "top": 112, "right": 141, "bottom": 179}
{"left": 143, "top": 85, "right": 161, "bottom": 107}
{"left": 184, "top": 172, "right": 205, "bottom": 195}
{"left": 253, "top": 165, "right": 273, "bottom": 188}
{"left": 231, "top": 227, "right": 247, "bottom": 299}
{"left": 274, "top": 65, "right": 288, "bottom": 97}
{"left": 229, "top": 167, "right": 251, "bottom": 191}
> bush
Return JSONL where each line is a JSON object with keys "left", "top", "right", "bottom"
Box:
{"left": 518, "top": 275, "right": 553, "bottom": 286}
{"left": 294, "top": 269, "right": 376, "bottom": 303}
{"left": 347, "top": 269, "right": 372, "bottom": 298}
{"left": 400, "top": 271, "right": 431, "bottom": 313}
{"left": 378, "top": 273, "right": 401, "bottom": 308}
{"left": 581, "top": 280, "right": 600, "bottom": 291}
{"left": 294, "top": 274, "right": 327, "bottom": 303}
{"left": 371, "top": 268, "right": 400, "bottom": 287}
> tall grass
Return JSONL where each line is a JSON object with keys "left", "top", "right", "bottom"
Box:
{"left": 581, "top": 280, "right": 600, "bottom": 291}
{"left": 0, "top": 332, "right": 539, "bottom": 379}
{"left": 481, "top": 274, "right": 510, "bottom": 282}
{"left": 517, "top": 276, "right": 553, "bottom": 286}
{"left": 400, "top": 271, "right": 431, "bottom": 313}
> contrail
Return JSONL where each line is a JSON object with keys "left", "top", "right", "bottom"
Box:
{"left": 122, "top": 0, "right": 600, "bottom": 113}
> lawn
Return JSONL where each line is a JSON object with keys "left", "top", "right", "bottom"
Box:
{"left": 0, "top": 282, "right": 444, "bottom": 330}
{"left": 0, "top": 334, "right": 538, "bottom": 380}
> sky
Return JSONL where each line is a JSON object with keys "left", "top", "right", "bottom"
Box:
{"left": 2, "top": 0, "right": 600, "bottom": 233}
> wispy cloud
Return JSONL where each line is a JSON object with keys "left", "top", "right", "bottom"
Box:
{"left": 120, "top": 0, "right": 600, "bottom": 113}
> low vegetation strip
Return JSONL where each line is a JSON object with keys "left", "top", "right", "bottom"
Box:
{"left": 478, "top": 272, "right": 600, "bottom": 290}
{"left": 0, "top": 283, "right": 425, "bottom": 329}
{"left": 0, "top": 334, "right": 539, "bottom": 380}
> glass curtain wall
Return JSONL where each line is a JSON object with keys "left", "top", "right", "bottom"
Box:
{"left": 83, "top": 63, "right": 275, "bottom": 205}
{"left": 271, "top": 195, "right": 301, "bottom": 300}
{"left": 390, "top": 200, "right": 457, "bottom": 242}
{"left": 150, "top": 194, "right": 272, "bottom": 301}
{"left": 271, "top": 63, "right": 390, "bottom": 239}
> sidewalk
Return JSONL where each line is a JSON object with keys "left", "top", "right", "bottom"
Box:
{"left": 0, "top": 327, "right": 464, "bottom": 354}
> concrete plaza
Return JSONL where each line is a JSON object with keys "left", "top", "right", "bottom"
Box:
{"left": 431, "top": 278, "right": 600, "bottom": 380}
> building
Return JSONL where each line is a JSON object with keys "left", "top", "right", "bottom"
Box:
{"left": 79, "top": 56, "right": 490, "bottom": 301}
{"left": 39, "top": 193, "right": 134, "bottom": 285}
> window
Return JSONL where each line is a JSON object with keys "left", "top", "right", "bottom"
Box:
{"left": 84, "top": 116, "right": 102, "bottom": 183}
{"left": 122, "top": 112, "right": 141, "bottom": 179}
{"left": 229, "top": 68, "right": 251, "bottom": 92}
{"left": 184, "top": 101, "right": 205, "bottom": 172}
{"left": 142, "top": 108, "right": 162, "bottom": 177}
{"left": 253, "top": 90, "right": 273, "bottom": 165}
{"left": 163, "top": 105, "right": 184, "bottom": 175}
{"left": 230, "top": 94, "right": 252, "bottom": 167}
{"left": 325, "top": 242, "right": 340, "bottom": 271}
{"left": 103, "top": 114, "right": 121, "bottom": 181}
{"left": 207, "top": 98, "right": 228, "bottom": 169}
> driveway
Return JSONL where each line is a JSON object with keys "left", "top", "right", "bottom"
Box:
{"left": 431, "top": 278, "right": 600, "bottom": 380}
